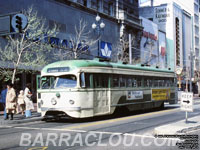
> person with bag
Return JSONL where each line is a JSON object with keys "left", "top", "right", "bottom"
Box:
{"left": 5, "top": 83, "right": 16, "bottom": 120}
{"left": 24, "top": 83, "right": 34, "bottom": 117}
{"left": 17, "top": 90, "right": 25, "bottom": 115}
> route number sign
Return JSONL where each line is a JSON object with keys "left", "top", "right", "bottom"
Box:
{"left": 180, "top": 92, "right": 193, "bottom": 112}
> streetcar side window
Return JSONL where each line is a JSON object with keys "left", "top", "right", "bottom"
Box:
{"left": 93, "top": 74, "right": 109, "bottom": 88}
{"left": 120, "top": 76, "right": 126, "bottom": 87}
{"left": 126, "top": 76, "right": 132, "bottom": 87}
{"left": 144, "top": 77, "right": 153, "bottom": 87}
{"left": 94, "top": 74, "right": 101, "bottom": 88}
{"left": 113, "top": 75, "right": 119, "bottom": 87}
{"left": 80, "top": 73, "right": 91, "bottom": 88}
{"left": 132, "top": 78, "right": 137, "bottom": 87}
{"left": 85, "top": 73, "right": 91, "bottom": 88}
{"left": 137, "top": 78, "right": 142, "bottom": 87}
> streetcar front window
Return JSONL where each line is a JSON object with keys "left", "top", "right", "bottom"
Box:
{"left": 41, "top": 76, "right": 56, "bottom": 89}
{"left": 55, "top": 75, "right": 77, "bottom": 88}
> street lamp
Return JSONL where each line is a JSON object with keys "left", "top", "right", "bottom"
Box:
{"left": 92, "top": 14, "right": 105, "bottom": 57}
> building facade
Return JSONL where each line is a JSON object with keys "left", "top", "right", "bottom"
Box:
{"left": 0, "top": 0, "right": 142, "bottom": 95}
{"left": 139, "top": 0, "right": 199, "bottom": 92}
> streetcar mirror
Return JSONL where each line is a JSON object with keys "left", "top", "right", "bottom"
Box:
{"left": 80, "top": 72, "right": 86, "bottom": 88}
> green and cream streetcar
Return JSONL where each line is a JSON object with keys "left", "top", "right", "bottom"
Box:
{"left": 37, "top": 58, "right": 177, "bottom": 119}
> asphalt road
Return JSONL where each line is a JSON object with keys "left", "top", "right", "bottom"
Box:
{"left": 0, "top": 101, "right": 200, "bottom": 150}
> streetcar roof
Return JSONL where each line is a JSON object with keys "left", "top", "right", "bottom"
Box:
{"left": 41, "top": 59, "right": 174, "bottom": 75}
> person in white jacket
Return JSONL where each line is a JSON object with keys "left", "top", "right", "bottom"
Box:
{"left": 24, "top": 83, "right": 34, "bottom": 117}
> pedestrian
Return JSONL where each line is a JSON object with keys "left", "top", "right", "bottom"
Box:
{"left": 0, "top": 84, "right": 7, "bottom": 119}
{"left": 5, "top": 83, "right": 16, "bottom": 120}
{"left": 17, "top": 90, "right": 25, "bottom": 115}
{"left": 24, "top": 83, "right": 34, "bottom": 117}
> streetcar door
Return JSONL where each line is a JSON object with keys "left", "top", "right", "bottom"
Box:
{"left": 93, "top": 74, "right": 110, "bottom": 115}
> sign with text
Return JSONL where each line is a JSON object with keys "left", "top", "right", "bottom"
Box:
{"left": 180, "top": 92, "right": 193, "bottom": 112}
{"left": 152, "top": 89, "right": 170, "bottom": 100}
{"left": 154, "top": 6, "right": 171, "bottom": 24}
{"left": 127, "top": 91, "right": 143, "bottom": 100}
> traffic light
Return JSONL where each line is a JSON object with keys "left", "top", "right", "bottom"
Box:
{"left": 15, "top": 15, "right": 22, "bottom": 32}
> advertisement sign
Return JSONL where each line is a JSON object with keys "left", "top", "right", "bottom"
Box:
{"left": 127, "top": 91, "right": 143, "bottom": 100}
{"left": 180, "top": 92, "right": 193, "bottom": 112}
{"left": 140, "top": 16, "right": 158, "bottom": 66}
{"left": 158, "top": 31, "right": 167, "bottom": 68}
{"left": 152, "top": 89, "right": 170, "bottom": 100}
{"left": 154, "top": 6, "right": 171, "bottom": 24}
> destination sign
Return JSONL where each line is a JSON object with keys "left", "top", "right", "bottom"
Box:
{"left": 47, "top": 67, "right": 70, "bottom": 73}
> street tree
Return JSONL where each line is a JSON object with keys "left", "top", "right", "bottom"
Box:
{"left": 53, "top": 19, "right": 98, "bottom": 60}
{"left": 113, "top": 34, "right": 140, "bottom": 64}
{"left": 0, "top": 6, "right": 58, "bottom": 83}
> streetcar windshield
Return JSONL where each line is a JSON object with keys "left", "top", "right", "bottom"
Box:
{"left": 41, "top": 76, "right": 56, "bottom": 89}
{"left": 55, "top": 75, "right": 77, "bottom": 88}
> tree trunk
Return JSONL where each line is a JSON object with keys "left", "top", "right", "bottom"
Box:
{"left": 12, "top": 50, "right": 22, "bottom": 84}
{"left": 12, "top": 68, "right": 17, "bottom": 84}
{"left": 74, "top": 51, "right": 77, "bottom": 59}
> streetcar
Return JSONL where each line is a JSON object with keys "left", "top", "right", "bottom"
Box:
{"left": 37, "top": 58, "right": 177, "bottom": 119}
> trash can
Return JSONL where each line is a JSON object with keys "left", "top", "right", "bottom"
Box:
{"left": 25, "top": 110, "right": 32, "bottom": 117}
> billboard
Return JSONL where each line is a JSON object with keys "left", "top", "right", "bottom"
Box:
{"left": 140, "top": 16, "right": 158, "bottom": 66}
{"left": 152, "top": 89, "right": 171, "bottom": 101}
{"left": 158, "top": 31, "right": 167, "bottom": 68}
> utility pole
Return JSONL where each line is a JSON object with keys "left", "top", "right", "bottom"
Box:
{"left": 190, "top": 48, "right": 193, "bottom": 92}
{"left": 129, "top": 34, "right": 132, "bottom": 64}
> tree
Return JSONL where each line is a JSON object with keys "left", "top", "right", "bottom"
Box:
{"left": 0, "top": 6, "right": 58, "bottom": 83}
{"left": 113, "top": 34, "right": 140, "bottom": 64}
{"left": 53, "top": 19, "right": 99, "bottom": 60}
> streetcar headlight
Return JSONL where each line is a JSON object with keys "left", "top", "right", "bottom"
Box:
{"left": 51, "top": 98, "right": 57, "bottom": 105}
{"left": 69, "top": 100, "right": 75, "bottom": 105}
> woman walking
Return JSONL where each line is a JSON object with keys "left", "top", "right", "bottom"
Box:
{"left": 5, "top": 83, "right": 16, "bottom": 120}
{"left": 24, "top": 83, "right": 33, "bottom": 117}
{"left": 17, "top": 90, "right": 25, "bottom": 115}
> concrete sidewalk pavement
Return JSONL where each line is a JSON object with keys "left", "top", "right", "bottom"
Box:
{"left": 0, "top": 103, "right": 42, "bottom": 125}
{"left": 154, "top": 97, "right": 200, "bottom": 135}
{"left": 154, "top": 115, "right": 200, "bottom": 135}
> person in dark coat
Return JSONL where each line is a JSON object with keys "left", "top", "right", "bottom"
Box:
{"left": 0, "top": 84, "right": 7, "bottom": 119}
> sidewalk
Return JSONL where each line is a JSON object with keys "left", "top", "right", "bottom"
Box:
{"left": 0, "top": 103, "right": 42, "bottom": 125}
{"left": 154, "top": 116, "right": 200, "bottom": 135}
{"left": 154, "top": 97, "right": 200, "bottom": 135}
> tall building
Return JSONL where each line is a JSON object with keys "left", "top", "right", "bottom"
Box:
{"left": 139, "top": 0, "right": 199, "bottom": 92}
